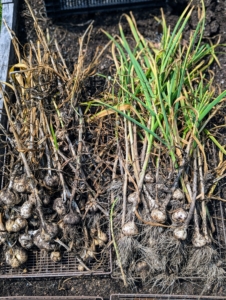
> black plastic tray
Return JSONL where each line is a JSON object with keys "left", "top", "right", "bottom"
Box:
{"left": 44, "top": 0, "right": 166, "bottom": 17}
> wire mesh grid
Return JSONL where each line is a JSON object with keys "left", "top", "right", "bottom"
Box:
{"left": 0, "top": 246, "right": 111, "bottom": 278}
{"left": 110, "top": 295, "right": 226, "bottom": 300}
{"left": 0, "top": 147, "right": 112, "bottom": 278}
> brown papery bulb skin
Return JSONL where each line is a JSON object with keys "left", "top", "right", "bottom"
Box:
{"left": 122, "top": 221, "right": 138, "bottom": 236}
{"left": 192, "top": 232, "right": 207, "bottom": 248}
{"left": 151, "top": 209, "right": 167, "bottom": 224}
{"left": 0, "top": 189, "right": 21, "bottom": 207}
{"left": 127, "top": 192, "right": 138, "bottom": 205}
{"left": 20, "top": 201, "right": 33, "bottom": 219}
{"left": 53, "top": 198, "right": 67, "bottom": 216}
{"left": 173, "top": 227, "right": 187, "bottom": 240}
{"left": 63, "top": 212, "right": 81, "bottom": 225}
{"left": 172, "top": 208, "right": 188, "bottom": 224}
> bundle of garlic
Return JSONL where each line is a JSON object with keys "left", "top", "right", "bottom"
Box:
{"left": 0, "top": 0, "right": 110, "bottom": 271}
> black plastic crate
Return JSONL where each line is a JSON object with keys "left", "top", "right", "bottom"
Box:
{"left": 44, "top": 0, "right": 166, "bottom": 17}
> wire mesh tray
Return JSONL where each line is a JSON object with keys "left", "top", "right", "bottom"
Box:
{"left": 44, "top": 0, "right": 166, "bottom": 17}
{"left": 0, "top": 297, "right": 103, "bottom": 300}
{"left": 0, "top": 247, "right": 111, "bottom": 278}
{"left": 0, "top": 152, "right": 112, "bottom": 278}
{"left": 110, "top": 294, "right": 226, "bottom": 300}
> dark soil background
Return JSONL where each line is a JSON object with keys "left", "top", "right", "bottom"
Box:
{"left": 1, "top": 0, "right": 226, "bottom": 298}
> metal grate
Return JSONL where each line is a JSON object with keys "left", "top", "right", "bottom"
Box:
{"left": 44, "top": 0, "right": 166, "bottom": 17}
{"left": 0, "top": 149, "right": 112, "bottom": 278}
{"left": 0, "top": 247, "right": 111, "bottom": 278}
{"left": 0, "top": 297, "right": 103, "bottom": 300}
{"left": 110, "top": 295, "right": 226, "bottom": 300}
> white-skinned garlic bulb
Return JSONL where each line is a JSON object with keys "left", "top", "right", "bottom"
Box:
{"left": 171, "top": 208, "right": 188, "bottom": 224}
{"left": 173, "top": 227, "right": 187, "bottom": 240}
{"left": 151, "top": 209, "right": 167, "bottom": 224}
{"left": 122, "top": 221, "right": 138, "bottom": 236}
{"left": 173, "top": 189, "right": 184, "bottom": 201}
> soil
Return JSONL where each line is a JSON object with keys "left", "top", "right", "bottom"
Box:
{"left": 1, "top": 0, "right": 226, "bottom": 299}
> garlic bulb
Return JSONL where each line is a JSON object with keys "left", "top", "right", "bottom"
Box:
{"left": 44, "top": 174, "right": 59, "bottom": 187}
{"left": 63, "top": 212, "right": 81, "bottom": 225}
{"left": 173, "top": 189, "right": 184, "bottom": 201}
{"left": 53, "top": 198, "right": 67, "bottom": 216}
{"left": 77, "top": 264, "right": 85, "bottom": 271}
{"left": 5, "top": 247, "right": 28, "bottom": 268}
{"left": 122, "top": 221, "right": 138, "bottom": 236}
{"left": 173, "top": 227, "right": 187, "bottom": 240}
{"left": 20, "top": 201, "right": 34, "bottom": 219}
{"left": 151, "top": 209, "right": 167, "bottom": 224}
{"left": 6, "top": 217, "right": 27, "bottom": 233}
{"left": 33, "top": 231, "right": 55, "bottom": 251}
{"left": 50, "top": 251, "right": 61, "bottom": 262}
{"left": 171, "top": 208, "right": 188, "bottom": 224}
{"left": 12, "top": 175, "right": 28, "bottom": 193}
{"left": 192, "top": 231, "right": 207, "bottom": 248}
{"left": 127, "top": 192, "right": 138, "bottom": 205}
{"left": 19, "top": 233, "right": 33, "bottom": 249}
{"left": 144, "top": 172, "right": 155, "bottom": 183}
{"left": 41, "top": 222, "right": 58, "bottom": 242}
{"left": 0, "top": 189, "right": 21, "bottom": 207}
